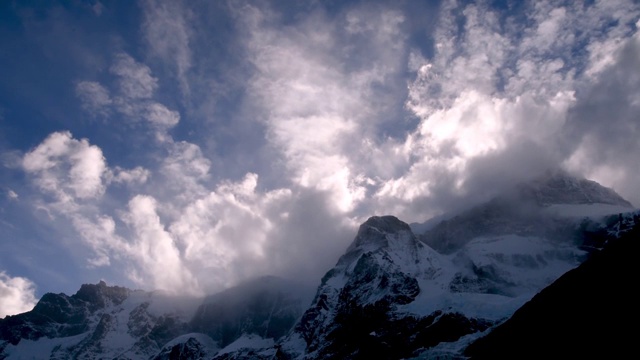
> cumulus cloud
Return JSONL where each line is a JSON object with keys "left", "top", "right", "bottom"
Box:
{"left": 375, "top": 0, "right": 640, "bottom": 221}
{"left": 121, "top": 195, "right": 199, "bottom": 293}
{"left": 22, "top": 131, "right": 109, "bottom": 201}
{"left": 242, "top": 3, "right": 409, "bottom": 214}
{"left": 16, "top": 0, "right": 640, "bottom": 297}
{"left": 20, "top": 132, "right": 151, "bottom": 275}
{"left": 111, "top": 166, "right": 150, "bottom": 185}
{"left": 19, "top": 127, "right": 356, "bottom": 294}
{"left": 235, "top": 0, "right": 640, "bottom": 225}
{"left": 0, "top": 272, "right": 37, "bottom": 317}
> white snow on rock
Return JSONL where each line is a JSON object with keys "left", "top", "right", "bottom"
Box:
{"left": 216, "top": 334, "right": 274, "bottom": 356}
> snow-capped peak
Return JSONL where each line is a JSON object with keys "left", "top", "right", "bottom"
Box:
{"left": 345, "top": 215, "right": 416, "bottom": 256}
{"left": 515, "top": 169, "right": 633, "bottom": 207}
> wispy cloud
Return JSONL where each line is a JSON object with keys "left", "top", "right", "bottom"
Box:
{"left": 75, "top": 81, "right": 112, "bottom": 118}
{"left": 76, "top": 52, "right": 181, "bottom": 141}
{"left": 141, "top": 0, "right": 192, "bottom": 98}
{"left": 110, "top": 53, "right": 159, "bottom": 99}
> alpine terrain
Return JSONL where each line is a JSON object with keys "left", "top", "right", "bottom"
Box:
{"left": 1, "top": 171, "right": 636, "bottom": 359}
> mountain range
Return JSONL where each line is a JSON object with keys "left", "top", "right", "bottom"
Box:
{"left": 1, "top": 170, "right": 637, "bottom": 359}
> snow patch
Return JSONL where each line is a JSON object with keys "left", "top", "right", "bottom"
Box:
{"left": 216, "top": 334, "right": 274, "bottom": 356}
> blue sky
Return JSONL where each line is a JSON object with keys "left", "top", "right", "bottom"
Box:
{"left": 1, "top": 0, "right": 639, "bottom": 317}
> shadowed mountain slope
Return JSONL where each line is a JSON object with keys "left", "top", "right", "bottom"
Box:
{"left": 464, "top": 220, "right": 640, "bottom": 359}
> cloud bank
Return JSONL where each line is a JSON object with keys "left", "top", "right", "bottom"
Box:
{"left": 5, "top": 0, "right": 640, "bottom": 301}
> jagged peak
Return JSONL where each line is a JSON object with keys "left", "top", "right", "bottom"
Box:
{"left": 344, "top": 215, "right": 415, "bottom": 255}
{"left": 73, "top": 280, "right": 130, "bottom": 308}
{"left": 360, "top": 215, "right": 412, "bottom": 234}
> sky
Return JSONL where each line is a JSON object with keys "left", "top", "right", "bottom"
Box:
{"left": 0, "top": 0, "right": 639, "bottom": 317}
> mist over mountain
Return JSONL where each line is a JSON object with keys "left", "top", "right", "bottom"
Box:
{"left": 420, "top": 169, "right": 634, "bottom": 254}
{"left": 1, "top": 173, "right": 636, "bottom": 359}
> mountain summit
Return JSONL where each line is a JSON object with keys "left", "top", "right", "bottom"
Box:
{"left": 419, "top": 171, "right": 633, "bottom": 254}
{"left": 511, "top": 169, "right": 632, "bottom": 207}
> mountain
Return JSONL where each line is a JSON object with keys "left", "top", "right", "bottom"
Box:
{"left": 275, "top": 215, "right": 494, "bottom": 360}
{"left": 218, "top": 173, "right": 635, "bottom": 359}
{"left": 420, "top": 170, "right": 633, "bottom": 254}
{"left": 0, "top": 172, "right": 635, "bottom": 359}
{"left": 190, "top": 276, "right": 312, "bottom": 349}
{"left": 0, "top": 281, "right": 202, "bottom": 359}
{"left": 0, "top": 277, "right": 309, "bottom": 360}
{"left": 463, "top": 213, "right": 640, "bottom": 359}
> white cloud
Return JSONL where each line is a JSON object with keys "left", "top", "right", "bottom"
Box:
{"left": 17, "top": 0, "right": 640, "bottom": 298}
{"left": 141, "top": 0, "right": 192, "bottom": 97}
{"left": 121, "top": 195, "right": 200, "bottom": 294}
{"left": 110, "top": 53, "right": 158, "bottom": 99}
{"left": 144, "top": 102, "right": 180, "bottom": 128}
{"left": 156, "top": 141, "right": 211, "bottom": 211}
{"left": 70, "top": 214, "right": 120, "bottom": 267}
{"left": 76, "top": 52, "right": 181, "bottom": 141}
{"left": 111, "top": 166, "right": 150, "bottom": 185}
{"left": 168, "top": 173, "right": 292, "bottom": 290}
{"left": 21, "top": 132, "right": 155, "bottom": 274}
{"left": 374, "top": 0, "right": 640, "bottom": 221}
{"left": 7, "top": 189, "right": 18, "bottom": 200}
{"left": 75, "top": 81, "right": 112, "bottom": 117}
{"left": 22, "top": 131, "right": 108, "bottom": 201}
{"left": 0, "top": 272, "right": 37, "bottom": 318}
{"left": 243, "top": 4, "right": 408, "bottom": 213}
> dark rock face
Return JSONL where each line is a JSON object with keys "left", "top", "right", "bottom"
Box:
{"left": 74, "top": 281, "right": 130, "bottom": 310}
{"left": 319, "top": 305, "right": 492, "bottom": 360}
{"left": 153, "top": 337, "right": 210, "bottom": 360}
{"left": 464, "top": 222, "right": 640, "bottom": 359}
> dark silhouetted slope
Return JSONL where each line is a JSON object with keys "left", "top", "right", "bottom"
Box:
{"left": 464, "top": 222, "right": 640, "bottom": 359}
